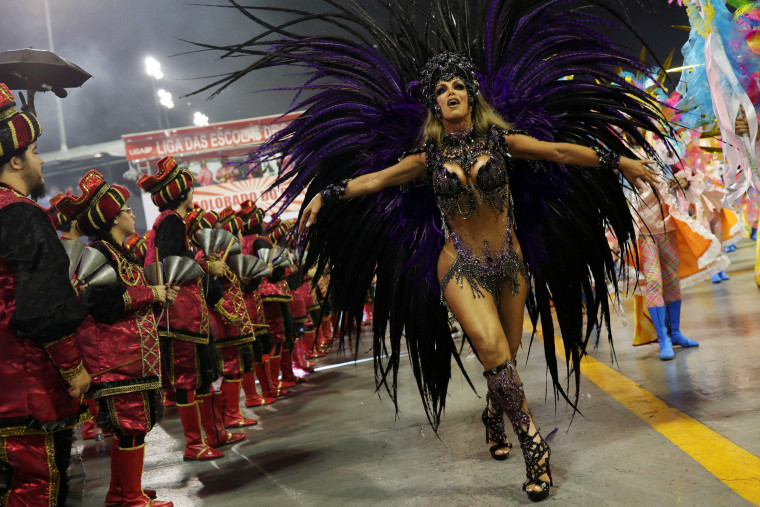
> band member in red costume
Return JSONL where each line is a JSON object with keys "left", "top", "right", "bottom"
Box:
{"left": 138, "top": 156, "right": 244, "bottom": 458}
{"left": 58, "top": 170, "right": 175, "bottom": 507}
{"left": 0, "top": 84, "right": 91, "bottom": 507}
{"left": 259, "top": 217, "right": 297, "bottom": 390}
{"left": 235, "top": 201, "right": 277, "bottom": 406}
{"left": 209, "top": 208, "right": 263, "bottom": 427}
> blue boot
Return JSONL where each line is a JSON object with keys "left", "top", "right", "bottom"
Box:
{"left": 648, "top": 306, "right": 674, "bottom": 361}
{"left": 711, "top": 273, "right": 722, "bottom": 284}
{"left": 666, "top": 300, "right": 699, "bottom": 348}
{"left": 719, "top": 270, "right": 730, "bottom": 281}
{"left": 752, "top": 227, "right": 758, "bottom": 241}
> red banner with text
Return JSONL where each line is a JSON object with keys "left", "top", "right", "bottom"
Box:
{"left": 141, "top": 177, "right": 304, "bottom": 228}
{"left": 123, "top": 113, "right": 300, "bottom": 161}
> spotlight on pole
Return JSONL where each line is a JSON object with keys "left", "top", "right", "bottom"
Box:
{"left": 144, "top": 57, "right": 164, "bottom": 80}
{"left": 193, "top": 112, "right": 209, "bottom": 127}
{"left": 157, "top": 89, "right": 174, "bottom": 109}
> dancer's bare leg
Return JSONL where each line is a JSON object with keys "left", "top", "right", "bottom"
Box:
{"left": 439, "top": 245, "right": 550, "bottom": 494}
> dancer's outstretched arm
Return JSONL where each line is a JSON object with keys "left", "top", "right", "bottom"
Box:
{"left": 504, "top": 133, "right": 660, "bottom": 190}
{"left": 299, "top": 153, "right": 425, "bottom": 232}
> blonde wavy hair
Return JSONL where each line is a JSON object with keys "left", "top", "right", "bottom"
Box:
{"left": 421, "top": 94, "right": 512, "bottom": 145}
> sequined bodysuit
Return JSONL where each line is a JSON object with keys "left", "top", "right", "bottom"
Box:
{"left": 423, "top": 126, "right": 528, "bottom": 305}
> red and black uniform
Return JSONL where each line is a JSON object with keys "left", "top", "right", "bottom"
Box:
{"left": 139, "top": 156, "right": 245, "bottom": 455}
{"left": 0, "top": 183, "right": 90, "bottom": 507}
{"left": 212, "top": 264, "right": 264, "bottom": 426}
{"left": 286, "top": 268, "right": 317, "bottom": 371}
{"left": 145, "top": 211, "right": 215, "bottom": 392}
{"left": 245, "top": 233, "right": 296, "bottom": 393}
{"left": 81, "top": 240, "right": 162, "bottom": 436}
{"left": 58, "top": 169, "right": 172, "bottom": 507}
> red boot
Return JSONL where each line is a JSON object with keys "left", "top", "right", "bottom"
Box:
{"left": 198, "top": 391, "right": 246, "bottom": 448}
{"left": 177, "top": 393, "right": 224, "bottom": 461}
{"left": 255, "top": 361, "right": 278, "bottom": 400}
{"left": 303, "top": 327, "right": 325, "bottom": 358}
{"left": 163, "top": 389, "right": 177, "bottom": 408}
{"left": 280, "top": 350, "right": 303, "bottom": 386}
{"left": 221, "top": 378, "right": 258, "bottom": 427}
{"left": 317, "top": 318, "right": 334, "bottom": 354}
{"left": 241, "top": 370, "right": 275, "bottom": 406}
{"left": 105, "top": 439, "right": 158, "bottom": 506}
{"left": 111, "top": 443, "right": 173, "bottom": 507}
{"left": 268, "top": 354, "right": 291, "bottom": 396}
{"left": 294, "top": 338, "right": 315, "bottom": 372}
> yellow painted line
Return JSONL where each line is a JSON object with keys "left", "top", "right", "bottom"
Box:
{"left": 528, "top": 324, "right": 760, "bottom": 504}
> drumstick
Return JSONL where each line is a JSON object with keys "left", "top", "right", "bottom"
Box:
{"left": 90, "top": 356, "right": 140, "bottom": 377}
{"left": 221, "top": 237, "right": 236, "bottom": 263}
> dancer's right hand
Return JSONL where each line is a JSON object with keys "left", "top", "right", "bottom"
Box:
{"left": 299, "top": 194, "right": 323, "bottom": 234}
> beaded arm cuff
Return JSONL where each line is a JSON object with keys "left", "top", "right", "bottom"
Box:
{"left": 593, "top": 147, "right": 620, "bottom": 170}
{"left": 321, "top": 179, "right": 350, "bottom": 205}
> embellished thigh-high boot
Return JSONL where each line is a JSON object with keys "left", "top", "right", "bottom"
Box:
{"left": 484, "top": 360, "right": 552, "bottom": 502}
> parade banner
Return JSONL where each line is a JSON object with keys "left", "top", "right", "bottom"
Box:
{"left": 141, "top": 177, "right": 304, "bottom": 227}
{"left": 123, "top": 113, "right": 301, "bottom": 161}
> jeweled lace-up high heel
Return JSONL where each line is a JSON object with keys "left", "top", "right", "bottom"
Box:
{"left": 484, "top": 360, "right": 553, "bottom": 502}
{"left": 482, "top": 395, "right": 512, "bottom": 460}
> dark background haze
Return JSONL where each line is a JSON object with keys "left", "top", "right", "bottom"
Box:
{"left": 1, "top": 0, "right": 690, "bottom": 155}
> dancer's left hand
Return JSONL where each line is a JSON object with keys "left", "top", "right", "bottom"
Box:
{"left": 620, "top": 158, "right": 660, "bottom": 190}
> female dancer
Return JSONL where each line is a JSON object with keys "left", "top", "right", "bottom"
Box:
{"left": 192, "top": 1, "right": 673, "bottom": 501}
{"left": 300, "top": 54, "right": 657, "bottom": 500}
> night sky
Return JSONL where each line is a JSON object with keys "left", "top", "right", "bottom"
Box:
{"left": 2, "top": 0, "right": 689, "bottom": 156}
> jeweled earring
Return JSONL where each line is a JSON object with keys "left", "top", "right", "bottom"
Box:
{"left": 434, "top": 104, "right": 442, "bottom": 117}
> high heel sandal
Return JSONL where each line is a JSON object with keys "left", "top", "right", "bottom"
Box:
{"left": 516, "top": 426, "right": 553, "bottom": 502}
{"left": 481, "top": 397, "right": 511, "bottom": 460}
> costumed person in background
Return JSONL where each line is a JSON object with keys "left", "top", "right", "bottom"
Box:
{"left": 194, "top": 2, "right": 674, "bottom": 500}
{"left": 255, "top": 216, "right": 297, "bottom": 393}
{"left": 137, "top": 156, "right": 244, "bottom": 459}
{"left": 240, "top": 210, "right": 292, "bottom": 398}
{"left": 210, "top": 208, "right": 262, "bottom": 428}
{"left": 267, "top": 218, "right": 301, "bottom": 387}
{"left": 184, "top": 207, "right": 250, "bottom": 441}
{"left": 124, "top": 231, "right": 149, "bottom": 265}
{"left": 47, "top": 193, "right": 82, "bottom": 241}
{"left": 234, "top": 201, "right": 277, "bottom": 407}
{"left": 48, "top": 193, "right": 107, "bottom": 445}
{"left": 0, "top": 84, "right": 91, "bottom": 507}
{"left": 281, "top": 221, "right": 317, "bottom": 376}
{"left": 57, "top": 170, "right": 175, "bottom": 507}
{"left": 627, "top": 163, "right": 725, "bottom": 359}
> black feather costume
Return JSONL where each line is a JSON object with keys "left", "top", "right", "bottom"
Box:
{"left": 189, "top": 0, "right": 673, "bottom": 430}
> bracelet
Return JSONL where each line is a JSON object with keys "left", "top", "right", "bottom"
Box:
{"left": 321, "top": 179, "right": 350, "bottom": 204}
{"left": 60, "top": 361, "right": 85, "bottom": 381}
{"left": 122, "top": 291, "right": 132, "bottom": 311}
{"left": 593, "top": 147, "right": 620, "bottom": 170}
{"left": 150, "top": 286, "right": 160, "bottom": 302}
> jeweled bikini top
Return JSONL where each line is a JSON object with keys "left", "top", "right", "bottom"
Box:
{"left": 424, "top": 126, "right": 513, "bottom": 220}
